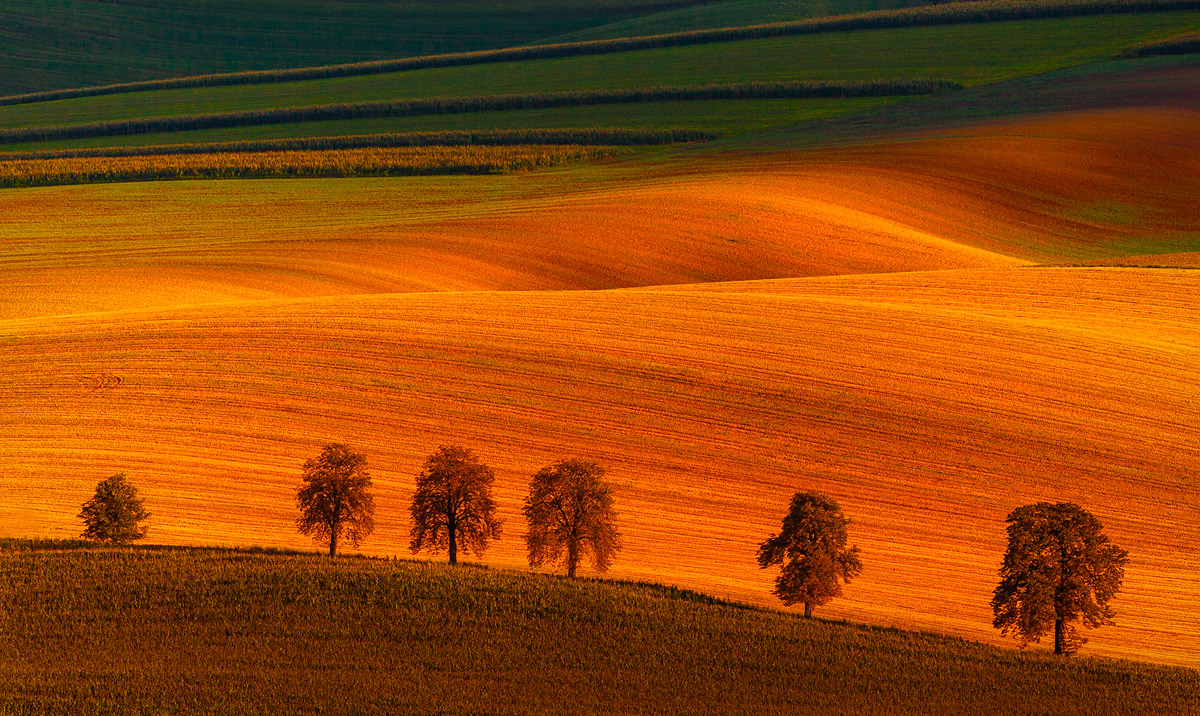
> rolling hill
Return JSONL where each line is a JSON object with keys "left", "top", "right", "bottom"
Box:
{"left": 2, "top": 107, "right": 1195, "bottom": 319}
{"left": 2, "top": 0, "right": 1198, "bottom": 686}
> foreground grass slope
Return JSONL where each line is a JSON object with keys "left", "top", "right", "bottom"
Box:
{"left": 0, "top": 0, "right": 717, "bottom": 97}
{"left": 2, "top": 545, "right": 1196, "bottom": 715}
{"left": 3, "top": 268, "right": 1198, "bottom": 667}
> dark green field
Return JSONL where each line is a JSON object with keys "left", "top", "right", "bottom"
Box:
{"left": 2, "top": 542, "right": 1196, "bottom": 716}
{"left": 1, "top": 6, "right": 1196, "bottom": 159}
{"left": 3, "top": 11, "right": 1195, "bottom": 128}
{"left": 0, "top": 0, "right": 731, "bottom": 97}
{"left": 1, "top": 0, "right": 964, "bottom": 99}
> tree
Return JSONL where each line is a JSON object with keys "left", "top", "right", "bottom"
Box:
{"left": 295, "top": 443, "right": 375, "bottom": 558}
{"left": 524, "top": 458, "right": 621, "bottom": 578}
{"left": 757, "top": 491, "right": 862, "bottom": 618}
{"left": 409, "top": 445, "right": 502, "bottom": 564}
{"left": 991, "top": 502, "right": 1128, "bottom": 656}
{"left": 79, "top": 473, "right": 150, "bottom": 544}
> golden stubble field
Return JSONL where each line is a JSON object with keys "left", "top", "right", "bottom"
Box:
{"left": 1, "top": 107, "right": 1198, "bottom": 667}
{"left": 2, "top": 268, "right": 1198, "bottom": 666}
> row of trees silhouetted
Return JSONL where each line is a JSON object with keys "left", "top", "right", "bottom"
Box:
{"left": 296, "top": 443, "right": 620, "bottom": 579}
{"left": 77, "top": 447, "right": 1127, "bottom": 657}
{"left": 753, "top": 492, "right": 1128, "bottom": 655}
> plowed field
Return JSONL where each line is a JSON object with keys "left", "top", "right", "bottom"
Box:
{"left": 3, "top": 267, "right": 1198, "bottom": 666}
{"left": 2, "top": 106, "right": 1198, "bottom": 668}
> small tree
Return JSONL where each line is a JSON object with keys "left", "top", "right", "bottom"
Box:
{"left": 79, "top": 473, "right": 150, "bottom": 544}
{"left": 757, "top": 491, "right": 862, "bottom": 618}
{"left": 409, "top": 445, "right": 502, "bottom": 564}
{"left": 524, "top": 458, "right": 621, "bottom": 578}
{"left": 991, "top": 502, "right": 1128, "bottom": 656}
{"left": 296, "top": 443, "right": 375, "bottom": 558}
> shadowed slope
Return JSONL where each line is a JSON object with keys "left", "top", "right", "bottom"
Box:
{"left": 3, "top": 268, "right": 1197, "bottom": 666}
{"left": 5, "top": 546, "right": 1196, "bottom": 715}
{"left": 4, "top": 106, "right": 1198, "bottom": 319}
{"left": 770, "top": 53, "right": 1200, "bottom": 146}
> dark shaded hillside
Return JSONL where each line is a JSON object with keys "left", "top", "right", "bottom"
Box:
{"left": 1, "top": 543, "right": 1196, "bottom": 715}
{"left": 762, "top": 53, "right": 1200, "bottom": 147}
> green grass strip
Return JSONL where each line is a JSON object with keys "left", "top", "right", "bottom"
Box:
{"left": 0, "top": 128, "right": 717, "bottom": 161}
{"left": 0, "top": 80, "right": 959, "bottom": 146}
{"left": 0, "top": 0, "right": 1194, "bottom": 108}
{"left": 1120, "top": 30, "right": 1200, "bottom": 53}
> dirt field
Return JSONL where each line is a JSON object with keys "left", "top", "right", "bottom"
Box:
{"left": 3, "top": 267, "right": 1197, "bottom": 666}
{"left": 2, "top": 107, "right": 1197, "bottom": 667}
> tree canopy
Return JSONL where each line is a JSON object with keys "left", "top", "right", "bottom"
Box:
{"left": 524, "top": 458, "right": 621, "bottom": 578}
{"left": 991, "top": 502, "right": 1128, "bottom": 656}
{"left": 409, "top": 444, "right": 503, "bottom": 564}
{"left": 757, "top": 491, "right": 862, "bottom": 617}
{"left": 78, "top": 472, "right": 150, "bottom": 544}
{"left": 295, "top": 443, "right": 375, "bottom": 558}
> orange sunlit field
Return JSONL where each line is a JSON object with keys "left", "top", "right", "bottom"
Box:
{"left": 2, "top": 106, "right": 1198, "bottom": 668}
{"left": 7, "top": 108, "right": 1197, "bottom": 320}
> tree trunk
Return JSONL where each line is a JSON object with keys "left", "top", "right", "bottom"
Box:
{"left": 567, "top": 540, "right": 579, "bottom": 579}
{"left": 448, "top": 515, "right": 457, "bottom": 565}
{"left": 329, "top": 528, "right": 338, "bottom": 559}
{"left": 1054, "top": 618, "right": 1065, "bottom": 655}
{"left": 804, "top": 602, "right": 813, "bottom": 618}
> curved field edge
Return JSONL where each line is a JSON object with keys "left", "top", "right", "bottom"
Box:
{"left": 537, "top": 0, "right": 935, "bottom": 41}
{"left": 2, "top": 267, "right": 1198, "bottom": 667}
{"left": 1, "top": 545, "right": 1197, "bottom": 716}
{"left": 3, "top": 0, "right": 1197, "bottom": 108}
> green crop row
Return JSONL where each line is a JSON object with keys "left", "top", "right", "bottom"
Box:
{"left": 2, "top": 0, "right": 1195, "bottom": 107}
{"left": 0, "top": 128, "right": 716, "bottom": 161}
{"left": 0, "top": 80, "right": 958, "bottom": 146}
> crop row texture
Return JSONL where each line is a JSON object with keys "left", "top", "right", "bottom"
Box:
{"left": 2, "top": 0, "right": 1192, "bottom": 107}
{"left": 0, "top": 145, "right": 618, "bottom": 188}
{"left": 0, "top": 80, "right": 959, "bottom": 146}
{"left": 0, "top": 129, "right": 716, "bottom": 161}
